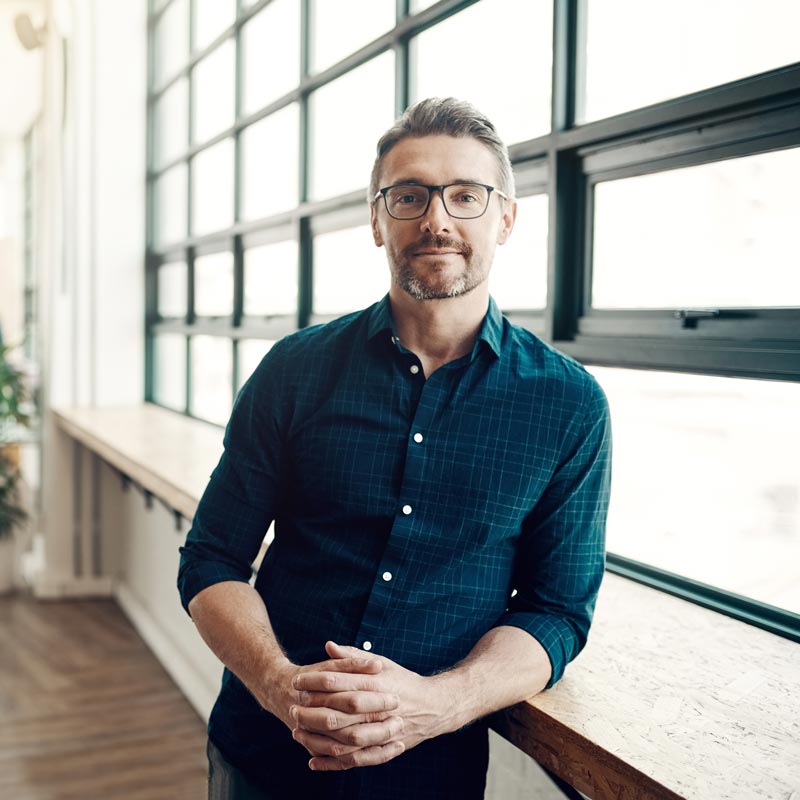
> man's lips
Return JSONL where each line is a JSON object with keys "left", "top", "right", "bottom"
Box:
{"left": 413, "top": 249, "right": 460, "bottom": 256}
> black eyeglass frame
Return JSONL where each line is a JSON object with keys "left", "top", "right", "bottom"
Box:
{"left": 373, "top": 182, "right": 510, "bottom": 220}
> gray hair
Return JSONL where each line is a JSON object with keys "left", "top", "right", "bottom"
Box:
{"left": 368, "top": 97, "right": 515, "bottom": 202}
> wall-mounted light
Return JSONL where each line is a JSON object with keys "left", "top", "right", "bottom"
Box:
{"left": 14, "top": 14, "right": 46, "bottom": 51}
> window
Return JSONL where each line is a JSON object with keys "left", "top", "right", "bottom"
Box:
{"left": 579, "top": 0, "right": 800, "bottom": 122}
{"left": 146, "top": 0, "right": 800, "bottom": 635}
{"left": 591, "top": 149, "right": 800, "bottom": 310}
{"left": 590, "top": 367, "right": 800, "bottom": 616}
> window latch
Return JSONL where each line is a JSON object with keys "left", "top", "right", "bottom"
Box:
{"left": 673, "top": 309, "right": 720, "bottom": 329}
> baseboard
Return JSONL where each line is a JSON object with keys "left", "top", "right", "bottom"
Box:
{"left": 114, "top": 581, "right": 217, "bottom": 722}
{"left": 31, "top": 574, "right": 115, "bottom": 598}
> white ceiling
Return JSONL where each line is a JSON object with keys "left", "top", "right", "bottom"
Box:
{"left": 0, "top": 0, "right": 45, "bottom": 140}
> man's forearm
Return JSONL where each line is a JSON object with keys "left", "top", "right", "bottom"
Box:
{"left": 431, "top": 625, "right": 552, "bottom": 734}
{"left": 188, "top": 581, "right": 293, "bottom": 713}
{"left": 188, "top": 581, "right": 396, "bottom": 737}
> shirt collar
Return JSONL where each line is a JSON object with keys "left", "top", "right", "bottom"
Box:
{"left": 475, "top": 296, "right": 503, "bottom": 359}
{"left": 366, "top": 294, "right": 397, "bottom": 343}
{"left": 366, "top": 293, "right": 503, "bottom": 360}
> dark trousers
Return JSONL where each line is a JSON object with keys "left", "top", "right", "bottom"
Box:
{"left": 208, "top": 739, "right": 274, "bottom": 800}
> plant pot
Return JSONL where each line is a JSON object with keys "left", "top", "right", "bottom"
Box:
{"left": 0, "top": 535, "right": 14, "bottom": 595}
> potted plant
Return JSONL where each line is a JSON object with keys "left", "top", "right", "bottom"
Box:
{"left": 0, "top": 342, "right": 34, "bottom": 594}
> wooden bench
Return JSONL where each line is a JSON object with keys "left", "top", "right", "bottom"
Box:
{"left": 53, "top": 404, "right": 800, "bottom": 800}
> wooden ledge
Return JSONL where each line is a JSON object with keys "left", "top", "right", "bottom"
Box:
{"left": 495, "top": 571, "right": 800, "bottom": 799}
{"left": 53, "top": 404, "right": 800, "bottom": 799}
{"left": 52, "top": 404, "right": 222, "bottom": 521}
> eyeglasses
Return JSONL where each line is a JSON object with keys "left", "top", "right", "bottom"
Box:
{"left": 373, "top": 182, "right": 509, "bottom": 220}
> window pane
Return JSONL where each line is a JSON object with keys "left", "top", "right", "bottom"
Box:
{"left": 153, "top": 333, "right": 186, "bottom": 411}
{"left": 589, "top": 367, "right": 800, "bottom": 615}
{"left": 158, "top": 261, "right": 187, "bottom": 317}
{"left": 154, "top": 163, "right": 187, "bottom": 247}
{"left": 592, "top": 148, "right": 800, "bottom": 309}
{"left": 241, "top": 105, "right": 299, "bottom": 221}
{"left": 310, "top": 53, "right": 395, "bottom": 200}
{"left": 243, "top": 0, "right": 300, "bottom": 114}
{"left": 314, "top": 225, "right": 387, "bottom": 315}
{"left": 581, "top": 1, "right": 800, "bottom": 123}
{"left": 412, "top": 0, "right": 552, "bottom": 145}
{"left": 193, "top": 39, "right": 235, "bottom": 144}
{"left": 191, "top": 335, "right": 232, "bottom": 425}
{"left": 310, "top": 0, "right": 395, "bottom": 73}
{"left": 490, "top": 194, "right": 548, "bottom": 311}
{"left": 244, "top": 240, "right": 298, "bottom": 316}
{"left": 238, "top": 339, "right": 276, "bottom": 391}
{"left": 192, "top": 138, "right": 234, "bottom": 236}
{"left": 193, "top": 0, "right": 235, "bottom": 52}
{"left": 154, "top": 77, "right": 188, "bottom": 168}
{"left": 194, "top": 251, "right": 233, "bottom": 317}
{"left": 154, "top": 0, "right": 189, "bottom": 88}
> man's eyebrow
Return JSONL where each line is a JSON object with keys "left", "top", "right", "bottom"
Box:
{"left": 391, "top": 177, "right": 488, "bottom": 186}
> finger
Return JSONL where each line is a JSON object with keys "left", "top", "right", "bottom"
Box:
{"left": 325, "top": 640, "right": 365, "bottom": 660}
{"left": 295, "top": 716, "right": 404, "bottom": 751}
{"left": 292, "top": 728, "right": 361, "bottom": 758}
{"left": 293, "top": 670, "right": 383, "bottom": 693}
{"left": 295, "top": 690, "right": 399, "bottom": 715}
{"left": 309, "top": 655, "right": 384, "bottom": 675}
{"left": 291, "top": 704, "right": 394, "bottom": 734}
{"left": 308, "top": 741, "right": 406, "bottom": 771}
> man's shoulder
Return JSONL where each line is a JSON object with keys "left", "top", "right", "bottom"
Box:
{"left": 501, "top": 318, "right": 608, "bottom": 412}
{"left": 278, "top": 305, "right": 373, "bottom": 354}
{"left": 257, "top": 304, "right": 374, "bottom": 365}
{"left": 244, "top": 303, "right": 376, "bottom": 389}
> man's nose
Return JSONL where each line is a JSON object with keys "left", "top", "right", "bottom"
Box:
{"left": 420, "top": 190, "right": 451, "bottom": 234}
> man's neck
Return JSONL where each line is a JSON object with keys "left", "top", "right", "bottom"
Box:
{"left": 388, "top": 286, "right": 489, "bottom": 377}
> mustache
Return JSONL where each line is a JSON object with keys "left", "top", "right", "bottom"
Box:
{"left": 401, "top": 234, "right": 472, "bottom": 259}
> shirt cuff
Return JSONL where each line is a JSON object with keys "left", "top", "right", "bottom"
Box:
{"left": 494, "top": 611, "right": 582, "bottom": 689}
{"left": 177, "top": 559, "right": 252, "bottom": 615}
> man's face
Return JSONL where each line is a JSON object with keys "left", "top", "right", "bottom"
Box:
{"left": 370, "top": 135, "right": 516, "bottom": 302}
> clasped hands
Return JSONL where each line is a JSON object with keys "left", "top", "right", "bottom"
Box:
{"left": 275, "top": 641, "right": 454, "bottom": 771}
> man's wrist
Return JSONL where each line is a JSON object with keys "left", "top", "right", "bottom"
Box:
{"left": 426, "top": 670, "right": 474, "bottom": 735}
{"left": 254, "top": 655, "right": 295, "bottom": 715}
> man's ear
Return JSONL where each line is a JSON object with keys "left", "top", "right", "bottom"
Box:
{"left": 496, "top": 197, "right": 517, "bottom": 245}
{"left": 370, "top": 203, "right": 384, "bottom": 247}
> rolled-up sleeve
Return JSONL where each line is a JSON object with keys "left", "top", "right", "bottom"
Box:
{"left": 177, "top": 343, "right": 289, "bottom": 615}
{"left": 496, "top": 379, "right": 611, "bottom": 688}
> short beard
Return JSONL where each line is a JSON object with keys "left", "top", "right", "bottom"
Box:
{"left": 392, "top": 234, "right": 485, "bottom": 301}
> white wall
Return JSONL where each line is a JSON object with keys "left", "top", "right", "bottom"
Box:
{"left": 0, "top": 0, "right": 43, "bottom": 347}
{"left": 35, "top": 0, "right": 146, "bottom": 596}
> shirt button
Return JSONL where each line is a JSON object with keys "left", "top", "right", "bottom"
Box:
{"left": 382, "top": 571, "right": 392, "bottom": 582}
{"left": 409, "top": 364, "right": 420, "bottom": 374}
{"left": 413, "top": 432, "right": 423, "bottom": 443}
{"left": 402, "top": 504, "right": 412, "bottom": 515}
{"left": 363, "top": 641, "right": 372, "bottom": 651}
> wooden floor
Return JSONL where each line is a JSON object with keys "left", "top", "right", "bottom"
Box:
{"left": 0, "top": 591, "right": 208, "bottom": 800}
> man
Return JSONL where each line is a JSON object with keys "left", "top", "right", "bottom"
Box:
{"left": 178, "top": 97, "right": 611, "bottom": 799}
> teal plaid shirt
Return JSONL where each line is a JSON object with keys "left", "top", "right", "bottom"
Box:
{"left": 178, "top": 295, "right": 611, "bottom": 797}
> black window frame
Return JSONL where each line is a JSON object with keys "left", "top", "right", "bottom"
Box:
{"left": 145, "top": 0, "right": 800, "bottom": 641}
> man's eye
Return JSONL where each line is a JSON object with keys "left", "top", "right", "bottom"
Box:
{"left": 455, "top": 193, "right": 479, "bottom": 203}
{"left": 398, "top": 194, "right": 423, "bottom": 204}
